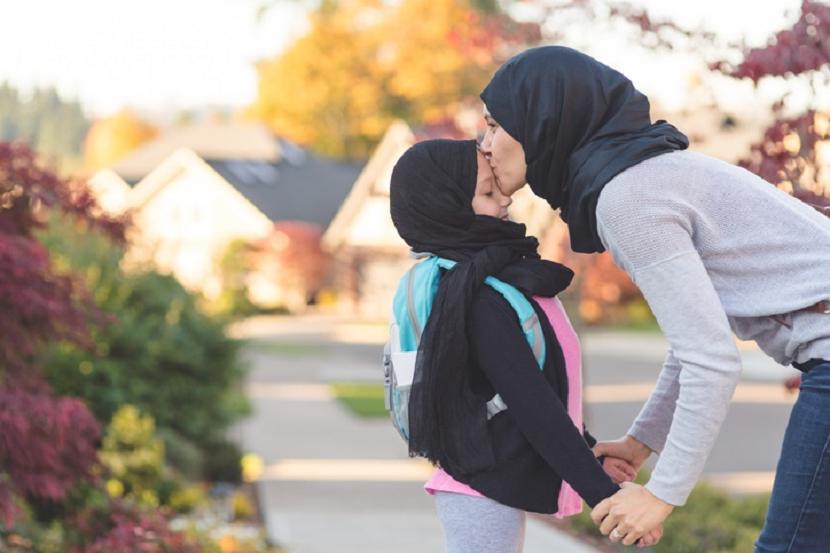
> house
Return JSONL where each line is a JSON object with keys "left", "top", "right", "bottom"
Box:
{"left": 89, "top": 121, "right": 362, "bottom": 305}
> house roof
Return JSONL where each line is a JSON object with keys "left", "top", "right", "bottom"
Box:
{"left": 205, "top": 154, "right": 362, "bottom": 229}
{"left": 103, "top": 120, "right": 363, "bottom": 230}
{"left": 112, "top": 121, "right": 281, "bottom": 183}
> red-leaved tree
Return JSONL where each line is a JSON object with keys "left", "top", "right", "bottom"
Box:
{"left": 714, "top": 0, "right": 830, "bottom": 207}
{"left": 0, "top": 141, "right": 127, "bottom": 524}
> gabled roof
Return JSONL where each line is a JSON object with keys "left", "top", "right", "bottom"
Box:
{"left": 122, "top": 144, "right": 361, "bottom": 231}
{"left": 128, "top": 148, "right": 269, "bottom": 226}
{"left": 98, "top": 119, "right": 363, "bottom": 230}
{"left": 112, "top": 122, "right": 281, "bottom": 184}
{"left": 206, "top": 155, "right": 362, "bottom": 229}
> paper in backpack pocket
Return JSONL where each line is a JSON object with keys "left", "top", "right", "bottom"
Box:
{"left": 390, "top": 351, "right": 417, "bottom": 387}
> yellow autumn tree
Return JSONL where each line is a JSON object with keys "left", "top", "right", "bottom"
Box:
{"left": 84, "top": 108, "right": 158, "bottom": 170}
{"left": 382, "top": 0, "right": 513, "bottom": 121}
{"left": 248, "top": 0, "right": 539, "bottom": 159}
{"left": 248, "top": 0, "right": 389, "bottom": 159}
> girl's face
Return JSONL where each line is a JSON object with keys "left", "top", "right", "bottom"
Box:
{"left": 472, "top": 150, "right": 512, "bottom": 220}
{"left": 479, "top": 107, "right": 527, "bottom": 196}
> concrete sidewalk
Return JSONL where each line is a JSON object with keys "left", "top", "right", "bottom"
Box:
{"left": 235, "top": 327, "right": 605, "bottom": 552}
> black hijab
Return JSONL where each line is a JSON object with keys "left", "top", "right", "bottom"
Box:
{"left": 481, "top": 46, "right": 689, "bottom": 253}
{"left": 390, "top": 139, "right": 573, "bottom": 476}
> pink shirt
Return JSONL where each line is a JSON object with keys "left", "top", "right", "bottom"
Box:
{"left": 423, "top": 295, "right": 585, "bottom": 518}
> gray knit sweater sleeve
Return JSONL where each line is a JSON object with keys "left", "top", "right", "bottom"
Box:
{"left": 596, "top": 182, "right": 742, "bottom": 507}
{"left": 628, "top": 350, "right": 681, "bottom": 453}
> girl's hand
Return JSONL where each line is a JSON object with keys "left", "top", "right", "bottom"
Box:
{"left": 602, "top": 456, "right": 637, "bottom": 484}
{"left": 593, "top": 435, "right": 652, "bottom": 471}
{"left": 637, "top": 525, "right": 663, "bottom": 548}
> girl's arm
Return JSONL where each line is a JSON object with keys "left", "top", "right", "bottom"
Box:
{"left": 470, "top": 289, "right": 619, "bottom": 507}
{"left": 582, "top": 425, "right": 597, "bottom": 448}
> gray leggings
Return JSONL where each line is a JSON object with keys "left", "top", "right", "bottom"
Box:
{"left": 434, "top": 491, "right": 526, "bottom": 553}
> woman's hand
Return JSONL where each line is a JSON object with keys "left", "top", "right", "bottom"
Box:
{"left": 590, "top": 482, "right": 674, "bottom": 546}
{"left": 601, "top": 456, "right": 637, "bottom": 484}
{"left": 593, "top": 435, "right": 652, "bottom": 470}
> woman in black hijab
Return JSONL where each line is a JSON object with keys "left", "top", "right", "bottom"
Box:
{"left": 479, "top": 45, "right": 687, "bottom": 254}
{"left": 479, "top": 45, "right": 830, "bottom": 552}
{"left": 389, "top": 138, "right": 661, "bottom": 552}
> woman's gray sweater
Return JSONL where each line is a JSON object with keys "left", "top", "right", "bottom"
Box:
{"left": 595, "top": 150, "right": 830, "bottom": 506}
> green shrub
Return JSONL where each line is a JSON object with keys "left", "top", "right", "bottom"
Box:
{"left": 100, "top": 405, "right": 166, "bottom": 508}
{"left": 169, "top": 485, "right": 208, "bottom": 514}
{"left": 232, "top": 490, "right": 257, "bottom": 521}
{"left": 202, "top": 440, "right": 244, "bottom": 484}
{"left": 157, "top": 427, "right": 205, "bottom": 481}
{"left": 656, "top": 484, "right": 768, "bottom": 553}
{"left": 38, "top": 214, "right": 250, "bottom": 476}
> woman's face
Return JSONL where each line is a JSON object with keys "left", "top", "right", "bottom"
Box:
{"left": 472, "top": 150, "right": 512, "bottom": 220}
{"left": 479, "top": 107, "right": 527, "bottom": 196}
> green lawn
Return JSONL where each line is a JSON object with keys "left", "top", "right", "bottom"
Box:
{"left": 247, "top": 341, "right": 320, "bottom": 356}
{"left": 330, "top": 382, "right": 387, "bottom": 418}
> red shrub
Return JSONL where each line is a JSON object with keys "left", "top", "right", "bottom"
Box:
{"left": 71, "top": 500, "right": 202, "bottom": 553}
{"left": 0, "top": 142, "right": 125, "bottom": 523}
{"left": 0, "top": 383, "right": 101, "bottom": 525}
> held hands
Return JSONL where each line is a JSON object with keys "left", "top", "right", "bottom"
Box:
{"left": 601, "top": 456, "right": 637, "bottom": 484}
{"left": 590, "top": 482, "right": 674, "bottom": 547}
{"left": 593, "top": 435, "right": 666, "bottom": 546}
{"left": 599, "top": 454, "right": 661, "bottom": 547}
{"left": 596, "top": 434, "right": 649, "bottom": 490}
{"left": 593, "top": 435, "right": 653, "bottom": 471}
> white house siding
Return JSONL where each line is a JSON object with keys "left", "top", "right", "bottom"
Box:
{"left": 128, "top": 161, "right": 272, "bottom": 298}
{"left": 357, "top": 255, "right": 414, "bottom": 319}
{"left": 87, "top": 169, "right": 131, "bottom": 215}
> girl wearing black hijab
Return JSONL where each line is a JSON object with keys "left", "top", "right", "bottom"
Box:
{"left": 480, "top": 45, "right": 830, "bottom": 551}
{"left": 389, "top": 138, "right": 661, "bottom": 552}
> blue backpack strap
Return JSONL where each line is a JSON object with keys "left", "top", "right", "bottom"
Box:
{"left": 392, "top": 257, "right": 443, "bottom": 351}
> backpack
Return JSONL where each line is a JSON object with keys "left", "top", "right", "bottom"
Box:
{"left": 382, "top": 255, "right": 547, "bottom": 444}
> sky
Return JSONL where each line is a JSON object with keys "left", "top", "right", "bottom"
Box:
{"left": 0, "top": 0, "right": 309, "bottom": 117}
{"left": 0, "top": 0, "right": 807, "bottom": 118}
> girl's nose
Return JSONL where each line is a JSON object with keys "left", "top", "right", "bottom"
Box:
{"left": 479, "top": 135, "right": 493, "bottom": 154}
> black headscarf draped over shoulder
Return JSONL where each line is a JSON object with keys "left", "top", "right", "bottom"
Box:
{"left": 481, "top": 46, "right": 689, "bottom": 253}
{"left": 390, "top": 139, "right": 573, "bottom": 477}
